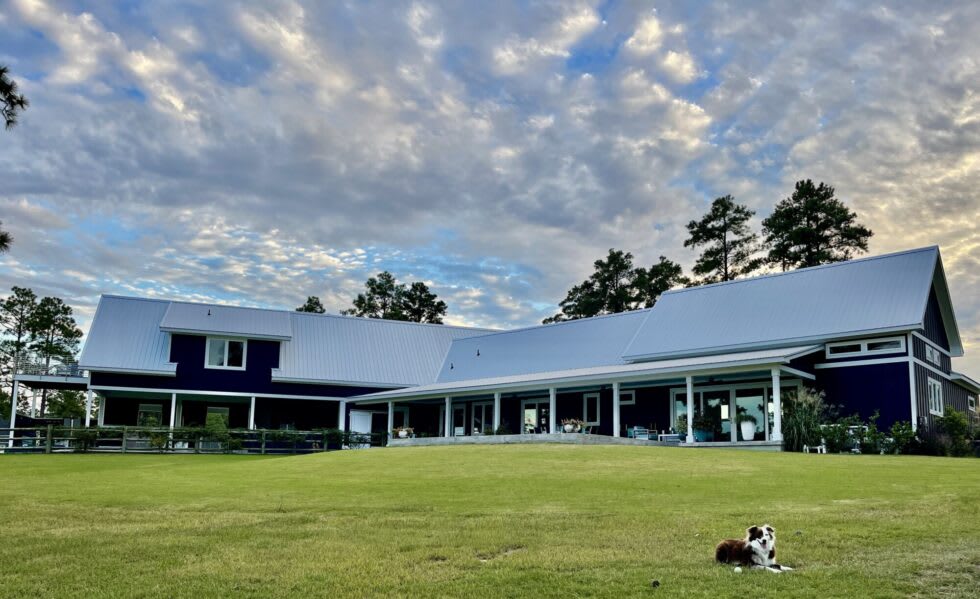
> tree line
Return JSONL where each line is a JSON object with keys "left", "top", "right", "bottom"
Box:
{"left": 543, "top": 179, "right": 872, "bottom": 322}
{"left": 0, "top": 287, "right": 85, "bottom": 420}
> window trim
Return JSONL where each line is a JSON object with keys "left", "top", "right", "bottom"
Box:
{"left": 204, "top": 337, "right": 248, "bottom": 370}
{"left": 824, "top": 336, "right": 906, "bottom": 359}
{"left": 968, "top": 396, "right": 976, "bottom": 413}
{"left": 927, "top": 377, "right": 943, "bottom": 416}
{"left": 619, "top": 389, "right": 636, "bottom": 406}
{"left": 924, "top": 345, "right": 942, "bottom": 367}
{"left": 137, "top": 403, "right": 164, "bottom": 427}
{"left": 583, "top": 392, "right": 601, "bottom": 426}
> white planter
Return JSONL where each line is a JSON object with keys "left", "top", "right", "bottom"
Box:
{"left": 740, "top": 421, "right": 757, "bottom": 441}
{"left": 397, "top": 430, "right": 408, "bottom": 439}
{"left": 563, "top": 424, "right": 575, "bottom": 433}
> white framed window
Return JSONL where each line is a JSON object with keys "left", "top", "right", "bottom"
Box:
{"left": 205, "top": 337, "right": 247, "bottom": 370}
{"left": 924, "top": 345, "right": 942, "bottom": 367}
{"left": 137, "top": 404, "right": 163, "bottom": 427}
{"left": 583, "top": 392, "right": 600, "bottom": 426}
{"left": 619, "top": 390, "right": 636, "bottom": 406}
{"left": 968, "top": 396, "right": 976, "bottom": 412}
{"left": 825, "top": 336, "right": 906, "bottom": 359}
{"left": 927, "top": 377, "right": 943, "bottom": 416}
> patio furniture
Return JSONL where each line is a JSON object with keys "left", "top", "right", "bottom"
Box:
{"left": 627, "top": 426, "right": 649, "bottom": 440}
{"left": 658, "top": 433, "right": 683, "bottom": 444}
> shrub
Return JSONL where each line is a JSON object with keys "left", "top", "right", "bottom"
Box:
{"left": 822, "top": 416, "right": 859, "bottom": 453}
{"left": 204, "top": 413, "right": 230, "bottom": 443}
{"left": 494, "top": 421, "right": 512, "bottom": 435}
{"left": 936, "top": 409, "right": 971, "bottom": 457}
{"left": 888, "top": 421, "right": 916, "bottom": 454}
{"left": 859, "top": 411, "right": 888, "bottom": 455}
{"left": 782, "top": 388, "right": 829, "bottom": 452}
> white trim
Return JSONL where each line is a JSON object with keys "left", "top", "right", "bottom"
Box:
{"left": 444, "top": 397, "right": 452, "bottom": 437}
{"left": 548, "top": 387, "right": 557, "bottom": 434}
{"left": 160, "top": 326, "right": 290, "bottom": 341}
{"left": 169, "top": 393, "right": 177, "bottom": 430}
{"left": 912, "top": 358, "right": 952, "bottom": 381}
{"left": 927, "top": 376, "right": 943, "bottom": 416}
{"left": 84, "top": 366, "right": 178, "bottom": 377}
{"left": 813, "top": 356, "right": 909, "bottom": 369}
{"left": 205, "top": 337, "right": 248, "bottom": 370}
{"left": 492, "top": 392, "right": 501, "bottom": 432}
{"left": 248, "top": 396, "right": 256, "bottom": 430}
{"left": 967, "top": 395, "right": 976, "bottom": 412}
{"left": 780, "top": 366, "right": 815, "bottom": 380}
{"left": 612, "top": 382, "right": 621, "bottom": 437}
{"left": 583, "top": 392, "right": 600, "bottom": 426}
{"left": 669, "top": 379, "right": 803, "bottom": 440}
{"left": 907, "top": 334, "right": 918, "bottom": 431}
{"left": 270, "top": 373, "right": 406, "bottom": 389}
{"left": 85, "top": 390, "right": 93, "bottom": 427}
{"left": 89, "top": 384, "right": 348, "bottom": 402}
{"left": 824, "top": 336, "right": 906, "bottom": 359}
{"left": 619, "top": 389, "right": 636, "bottom": 405}
{"left": 911, "top": 331, "right": 951, "bottom": 356}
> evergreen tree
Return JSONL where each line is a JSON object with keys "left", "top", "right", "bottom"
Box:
{"left": 0, "top": 220, "right": 11, "bottom": 253}
{"left": 762, "top": 180, "right": 873, "bottom": 270}
{"left": 684, "top": 195, "right": 763, "bottom": 283}
{"left": 0, "top": 65, "right": 29, "bottom": 129}
{"left": 0, "top": 287, "right": 38, "bottom": 400}
{"left": 634, "top": 256, "right": 689, "bottom": 308}
{"left": 400, "top": 282, "right": 447, "bottom": 324}
{"left": 28, "top": 297, "right": 82, "bottom": 416}
{"left": 296, "top": 296, "right": 326, "bottom": 314}
{"left": 343, "top": 272, "right": 448, "bottom": 323}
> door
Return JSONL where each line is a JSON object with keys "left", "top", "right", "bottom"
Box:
{"left": 452, "top": 405, "right": 466, "bottom": 436}
{"left": 472, "top": 402, "right": 493, "bottom": 435}
{"left": 521, "top": 400, "right": 550, "bottom": 434}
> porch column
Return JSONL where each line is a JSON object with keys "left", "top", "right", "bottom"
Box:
{"left": 85, "top": 389, "right": 93, "bottom": 427}
{"left": 444, "top": 396, "right": 452, "bottom": 437}
{"left": 248, "top": 396, "right": 256, "bottom": 430}
{"left": 387, "top": 401, "right": 394, "bottom": 439}
{"left": 771, "top": 368, "right": 783, "bottom": 442}
{"left": 169, "top": 393, "right": 177, "bottom": 430}
{"left": 685, "top": 375, "right": 694, "bottom": 443}
{"left": 492, "top": 392, "right": 501, "bottom": 433}
{"left": 612, "top": 381, "right": 621, "bottom": 437}
{"left": 97, "top": 393, "right": 105, "bottom": 427}
{"left": 7, "top": 381, "right": 18, "bottom": 448}
{"left": 30, "top": 391, "right": 35, "bottom": 418}
{"left": 338, "top": 400, "right": 347, "bottom": 432}
{"left": 548, "top": 387, "right": 556, "bottom": 434}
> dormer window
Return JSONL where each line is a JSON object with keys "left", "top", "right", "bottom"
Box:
{"left": 206, "top": 337, "right": 247, "bottom": 370}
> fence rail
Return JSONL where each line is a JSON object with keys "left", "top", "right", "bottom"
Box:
{"left": 0, "top": 426, "right": 387, "bottom": 454}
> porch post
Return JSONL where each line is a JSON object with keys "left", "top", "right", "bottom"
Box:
{"left": 548, "top": 387, "right": 556, "bottom": 434}
{"left": 492, "top": 392, "right": 501, "bottom": 433}
{"left": 85, "top": 389, "right": 93, "bottom": 427}
{"left": 612, "top": 381, "right": 621, "bottom": 437}
{"left": 248, "top": 396, "right": 256, "bottom": 430}
{"left": 338, "top": 400, "right": 347, "bottom": 432}
{"left": 444, "top": 396, "right": 452, "bottom": 437}
{"left": 387, "top": 401, "right": 394, "bottom": 439}
{"left": 685, "top": 375, "right": 694, "bottom": 443}
{"left": 771, "top": 368, "right": 783, "bottom": 442}
{"left": 30, "top": 390, "right": 35, "bottom": 418}
{"left": 97, "top": 393, "right": 105, "bottom": 427}
{"left": 7, "top": 381, "right": 18, "bottom": 448}
{"left": 169, "top": 393, "right": 177, "bottom": 431}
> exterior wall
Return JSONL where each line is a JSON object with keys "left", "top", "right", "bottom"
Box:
{"left": 911, "top": 335, "right": 952, "bottom": 373}
{"left": 914, "top": 364, "right": 974, "bottom": 430}
{"left": 90, "top": 334, "right": 384, "bottom": 398}
{"left": 921, "top": 288, "right": 950, "bottom": 350}
{"left": 814, "top": 362, "right": 912, "bottom": 428}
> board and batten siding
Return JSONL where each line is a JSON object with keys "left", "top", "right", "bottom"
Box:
{"left": 921, "top": 288, "right": 951, "bottom": 351}
{"left": 913, "top": 364, "right": 972, "bottom": 430}
{"left": 911, "top": 335, "right": 951, "bottom": 373}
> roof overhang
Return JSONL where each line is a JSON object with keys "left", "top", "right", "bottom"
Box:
{"left": 159, "top": 326, "right": 292, "bottom": 341}
{"left": 351, "top": 345, "right": 819, "bottom": 404}
{"left": 270, "top": 370, "right": 408, "bottom": 389}
{"left": 82, "top": 364, "right": 178, "bottom": 377}
{"left": 926, "top": 252, "right": 964, "bottom": 356}
{"left": 950, "top": 372, "right": 980, "bottom": 394}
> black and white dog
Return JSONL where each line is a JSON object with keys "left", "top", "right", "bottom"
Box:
{"left": 715, "top": 525, "right": 793, "bottom": 573}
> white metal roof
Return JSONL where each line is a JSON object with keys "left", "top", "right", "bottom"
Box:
{"left": 160, "top": 301, "right": 293, "bottom": 340}
{"left": 272, "top": 312, "right": 493, "bottom": 387}
{"left": 622, "top": 246, "right": 961, "bottom": 361}
{"left": 79, "top": 296, "right": 176, "bottom": 375}
{"left": 435, "top": 308, "right": 652, "bottom": 383}
{"left": 354, "top": 345, "right": 819, "bottom": 402}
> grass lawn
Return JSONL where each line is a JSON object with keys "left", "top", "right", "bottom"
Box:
{"left": 1, "top": 446, "right": 977, "bottom": 598}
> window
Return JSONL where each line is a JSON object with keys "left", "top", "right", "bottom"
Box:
{"left": 137, "top": 404, "right": 163, "bottom": 427}
{"left": 927, "top": 377, "right": 943, "bottom": 416}
{"left": 925, "top": 345, "right": 942, "bottom": 367}
{"left": 619, "top": 390, "right": 636, "bottom": 406}
{"left": 205, "top": 337, "right": 246, "bottom": 369}
{"left": 825, "top": 336, "right": 906, "bottom": 359}
{"left": 968, "top": 396, "right": 976, "bottom": 412}
{"left": 583, "top": 393, "right": 600, "bottom": 426}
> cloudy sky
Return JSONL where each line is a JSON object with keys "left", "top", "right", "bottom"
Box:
{"left": 1, "top": 0, "right": 978, "bottom": 373}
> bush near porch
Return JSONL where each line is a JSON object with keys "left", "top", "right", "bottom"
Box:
{"left": 1, "top": 446, "right": 978, "bottom": 598}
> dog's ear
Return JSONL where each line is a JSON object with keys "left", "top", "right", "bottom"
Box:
{"left": 765, "top": 525, "right": 775, "bottom": 535}
{"left": 746, "top": 526, "right": 761, "bottom": 539}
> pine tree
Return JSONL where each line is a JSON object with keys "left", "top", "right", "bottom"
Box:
{"left": 684, "top": 195, "right": 763, "bottom": 283}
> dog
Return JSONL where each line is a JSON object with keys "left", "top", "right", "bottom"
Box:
{"left": 715, "top": 525, "right": 793, "bottom": 573}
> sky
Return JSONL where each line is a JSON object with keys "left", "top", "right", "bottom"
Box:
{"left": 0, "top": 0, "right": 978, "bottom": 375}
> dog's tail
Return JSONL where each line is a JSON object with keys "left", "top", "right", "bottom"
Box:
{"left": 714, "top": 542, "right": 729, "bottom": 563}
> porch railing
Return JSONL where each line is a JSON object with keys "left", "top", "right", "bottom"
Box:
{"left": 14, "top": 361, "right": 88, "bottom": 378}
{"left": 0, "top": 426, "right": 388, "bottom": 454}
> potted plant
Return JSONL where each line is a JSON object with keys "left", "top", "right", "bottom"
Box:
{"left": 562, "top": 418, "right": 584, "bottom": 433}
{"left": 692, "top": 413, "right": 714, "bottom": 442}
{"left": 393, "top": 427, "right": 413, "bottom": 439}
{"left": 737, "top": 413, "right": 758, "bottom": 441}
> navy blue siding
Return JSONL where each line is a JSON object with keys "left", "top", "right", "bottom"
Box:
{"left": 815, "top": 362, "right": 912, "bottom": 428}
{"left": 913, "top": 365, "right": 975, "bottom": 430}
{"left": 922, "top": 288, "right": 950, "bottom": 350}
{"left": 911, "top": 335, "right": 951, "bottom": 373}
{"left": 90, "top": 334, "right": 384, "bottom": 398}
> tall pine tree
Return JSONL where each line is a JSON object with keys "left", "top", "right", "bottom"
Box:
{"left": 684, "top": 195, "right": 763, "bottom": 283}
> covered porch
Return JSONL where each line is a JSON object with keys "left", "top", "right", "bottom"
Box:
{"left": 355, "top": 346, "right": 820, "bottom": 449}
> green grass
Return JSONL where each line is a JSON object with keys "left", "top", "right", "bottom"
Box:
{"left": 1, "top": 447, "right": 977, "bottom": 598}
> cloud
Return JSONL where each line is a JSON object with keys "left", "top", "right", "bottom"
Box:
{"left": 0, "top": 0, "right": 977, "bottom": 376}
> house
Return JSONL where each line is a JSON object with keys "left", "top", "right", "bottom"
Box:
{"left": 8, "top": 246, "right": 978, "bottom": 449}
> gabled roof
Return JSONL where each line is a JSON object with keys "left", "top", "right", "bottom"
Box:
{"left": 622, "top": 246, "right": 963, "bottom": 361}
{"left": 435, "top": 309, "right": 652, "bottom": 383}
{"left": 355, "top": 345, "right": 819, "bottom": 403}
{"left": 79, "top": 296, "right": 177, "bottom": 375}
{"left": 80, "top": 295, "right": 493, "bottom": 386}
{"left": 161, "top": 301, "right": 293, "bottom": 340}
{"left": 273, "top": 312, "right": 493, "bottom": 387}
